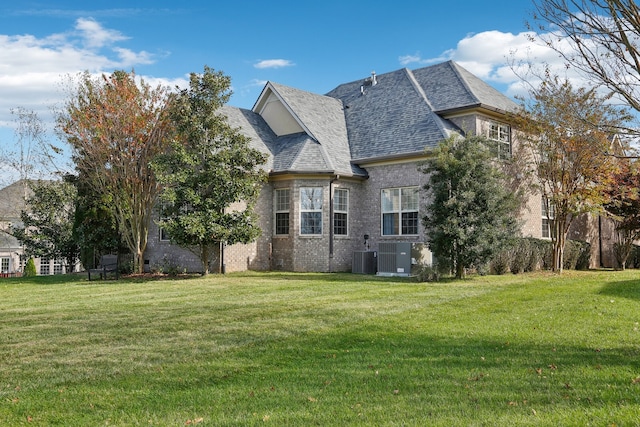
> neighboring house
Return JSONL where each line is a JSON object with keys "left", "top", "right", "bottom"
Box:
{"left": 143, "top": 60, "right": 616, "bottom": 272}
{"left": 0, "top": 180, "right": 29, "bottom": 275}
{"left": 0, "top": 179, "right": 77, "bottom": 275}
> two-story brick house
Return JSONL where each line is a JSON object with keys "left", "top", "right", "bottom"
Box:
{"left": 145, "top": 60, "right": 616, "bottom": 273}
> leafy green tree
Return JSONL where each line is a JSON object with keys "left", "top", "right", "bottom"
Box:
{"left": 69, "top": 173, "right": 125, "bottom": 270}
{"left": 12, "top": 179, "right": 79, "bottom": 272}
{"left": 421, "top": 135, "right": 521, "bottom": 279}
{"left": 153, "top": 67, "right": 267, "bottom": 275}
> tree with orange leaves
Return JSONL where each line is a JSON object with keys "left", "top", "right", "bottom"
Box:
{"left": 57, "top": 70, "right": 172, "bottom": 274}
{"left": 510, "top": 75, "right": 631, "bottom": 273}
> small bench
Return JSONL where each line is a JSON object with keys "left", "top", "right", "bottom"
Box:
{"left": 88, "top": 254, "right": 119, "bottom": 280}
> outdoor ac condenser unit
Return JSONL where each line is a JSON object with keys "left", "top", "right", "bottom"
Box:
{"left": 377, "top": 242, "right": 411, "bottom": 276}
{"left": 352, "top": 251, "right": 377, "bottom": 274}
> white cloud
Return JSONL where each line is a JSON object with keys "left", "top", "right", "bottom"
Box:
{"left": 253, "top": 59, "right": 295, "bottom": 69}
{"left": 74, "top": 17, "right": 128, "bottom": 48}
{"left": 0, "top": 18, "right": 178, "bottom": 137}
{"left": 400, "top": 30, "right": 589, "bottom": 100}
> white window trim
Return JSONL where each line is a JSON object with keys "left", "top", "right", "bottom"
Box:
{"left": 1, "top": 257, "right": 10, "bottom": 273}
{"left": 274, "top": 188, "right": 290, "bottom": 236}
{"left": 39, "top": 258, "right": 50, "bottom": 275}
{"left": 333, "top": 188, "right": 349, "bottom": 237}
{"left": 487, "top": 120, "right": 511, "bottom": 159}
{"left": 541, "top": 196, "right": 555, "bottom": 239}
{"left": 381, "top": 186, "right": 419, "bottom": 236}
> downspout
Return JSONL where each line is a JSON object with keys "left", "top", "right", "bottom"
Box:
{"left": 329, "top": 175, "right": 340, "bottom": 272}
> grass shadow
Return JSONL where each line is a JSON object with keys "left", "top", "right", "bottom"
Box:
{"left": 598, "top": 278, "right": 640, "bottom": 301}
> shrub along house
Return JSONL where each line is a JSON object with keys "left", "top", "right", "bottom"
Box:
{"left": 145, "top": 60, "right": 616, "bottom": 273}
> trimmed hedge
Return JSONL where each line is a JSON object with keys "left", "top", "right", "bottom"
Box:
{"left": 489, "top": 237, "right": 590, "bottom": 274}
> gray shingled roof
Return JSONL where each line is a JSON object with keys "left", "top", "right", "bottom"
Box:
{"left": 222, "top": 60, "right": 516, "bottom": 176}
{"left": 223, "top": 84, "right": 366, "bottom": 176}
{"left": 411, "top": 61, "right": 518, "bottom": 114}
{"left": 325, "top": 68, "right": 460, "bottom": 161}
{"left": 325, "top": 60, "right": 518, "bottom": 162}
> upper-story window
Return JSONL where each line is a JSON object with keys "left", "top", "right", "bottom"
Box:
{"left": 488, "top": 121, "right": 511, "bottom": 160}
{"left": 381, "top": 187, "right": 419, "bottom": 236}
{"left": 300, "top": 187, "right": 323, "bottom": 235}
{"left": 274, "top": 188, "right": 290, "bottom": 235}
{"left": 333, "top": 188, "right": 348, "bottom": 236}
{"left": 541, "top": 196, "right": 555, "bottom": 239}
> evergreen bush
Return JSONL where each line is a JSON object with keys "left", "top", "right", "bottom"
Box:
{"left": 24, "top": 258, "right": 37, "bottom": 277}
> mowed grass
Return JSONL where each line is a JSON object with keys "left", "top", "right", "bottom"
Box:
{"left": 1, "top": 271, "right": 639, "bottom": 426}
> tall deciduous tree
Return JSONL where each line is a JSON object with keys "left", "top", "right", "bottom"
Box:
{"left": 57, "top": 70, "right": 173, "bottom": 273}
{"left": 510, "top": 76, "right": 630, "bottom": 272}
{"left": 153, "top": 67, "right": 267, "bottom": 275}
{"left": 421, "top": 135, "right": 520, "bottom": 279}
{"left": 531, "top": 0, "right": 640, "bottom": 117}
{"left": 603, "top": 162, "right": 640, "bottom": 269}
{"left": 12, "top": 179, "right": 79, "bottom": 271}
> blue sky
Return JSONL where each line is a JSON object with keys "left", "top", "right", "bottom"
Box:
{"left": 0, "top": 0, "right": 565, "bottom": 182}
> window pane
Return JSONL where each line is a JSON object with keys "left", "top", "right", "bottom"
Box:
{"left": 401, "top": 187, "right": 419, "bottom": 211}
{"left": 382, "top": 213, "right": 399, "bottom": 235}
{"left": 402, "top": 212, "right": 418, "bottom": 235}
{"left": 301, "top": 212, "right": 322, "bottom": 234}
{"left": 381, "top": 189, "right": 399, "bottom": 212}
{"left": 334, "top": 189, "right": 348, "bottom": 212}
{"left": 275, "top": 189, "right": 290, "bottom": 211}
{"left": 301, "top": 188, "right": 322, "bottom": 210}
{"left": 334, "top": 212, "right": 347, "bottom": 235}
{"left": 275, "top": 212, "right": 290, "bottom": 235}
{"left": 40, "top": 258, "right": 50, "bottom": 275}
{"left": 542, "top": 218, "right": 550, "bottom": 238}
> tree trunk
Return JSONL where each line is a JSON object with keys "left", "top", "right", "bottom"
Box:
{"left": 200, "top": 243, "right": 210, "bottom": 276}
{"left": 551, "top": 215, "right": 568, "bottom": 274}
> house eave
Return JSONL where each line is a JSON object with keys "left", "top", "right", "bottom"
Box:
{"left": 436, "top": 103, "right": 514, "bottom": 118}
{"left": 268, "top": 169, "right": 368, "bottom": 180}
{"left": 352, "top": 150, "right": 431, "bottom": 167}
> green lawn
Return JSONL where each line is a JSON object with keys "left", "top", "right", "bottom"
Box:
{"left": 1, "top": 270, "right": 639, "bottom": 426}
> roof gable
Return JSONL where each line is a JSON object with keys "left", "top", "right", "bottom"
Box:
{"left": 253, "top": 82, "right": 361, "bottom": 176}
{"left": 253, "top": 83, "right": 313, "bottom": 138}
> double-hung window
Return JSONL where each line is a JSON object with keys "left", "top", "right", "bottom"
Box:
{"left": 275, "top": 188, "right": 290, "bottom": 235}
{"left": 333, "top": 188, "right": 348, "bottom": 236}
{"left": 300, "top": 187, "right": 323, "bottom": 235}
{"left": 1, "top": 257, "right": 9, "bottom": 273}
{"left": 541, "top": 196, "right": 555, "bottom": 239}
{"left": 381, "top": 187, "right": 419, "bottom": 236}
{"left": 488, "top": 121, "right": 511, "bottom": 159}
